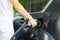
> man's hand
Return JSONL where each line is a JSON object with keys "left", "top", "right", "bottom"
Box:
{"left": 29, "top": 19, "right": 37, "bottom": 27}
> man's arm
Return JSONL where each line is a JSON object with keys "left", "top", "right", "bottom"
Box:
{"left": 10, "top": 0, "right": 37, "bottom": 27}
{"left": 10, "top": 0, "right": 33, "bottom": 20}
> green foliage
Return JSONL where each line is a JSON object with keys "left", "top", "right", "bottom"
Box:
{"left": 18, "top": 0, "right": 27, "bottom": 7}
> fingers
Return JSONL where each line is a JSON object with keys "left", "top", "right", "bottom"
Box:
{"left": 29, "top": 19, "right": 37, "bottom": 27}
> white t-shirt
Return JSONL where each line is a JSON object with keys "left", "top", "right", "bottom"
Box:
{"left": 0, "top": 0, "right": 14, "bottom": 21}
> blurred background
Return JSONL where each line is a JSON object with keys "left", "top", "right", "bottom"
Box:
{"left": 13, "top": 0, "right": 60, "bottom": 40}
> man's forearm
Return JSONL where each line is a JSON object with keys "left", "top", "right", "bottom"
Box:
{"left": 10, "top": 0, "right": 33, "bottom": 20}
